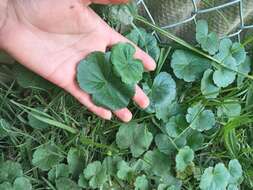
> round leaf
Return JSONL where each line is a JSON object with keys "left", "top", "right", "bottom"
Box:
{"left": 151, "top": 72, "right": 176, "bottom": 107}
{"left": 165, "top": 114, "right": 187, "bottom": 138}
{"left": 111, "top": 43, "right": 144, "bottom": 84}
{"left": 217, "top": 100, "right": 241, "bottom": 118}
{"left": 200, "top": 163, "right": 230, "bottom": 190}
{"left": 196, "top": 20, "right": 219, "bottom": 55}
{"left": 32, "top": 145, "right": 64, "bottom": 171}
{"left": 134, "top": 175, "right": 149, "bottom": 190}
{"left": 186, "top": 102, "right": 215, "bottom": 132}
{"left": 175, "top": 146, "right": 194, "bottom": 172}
{"left": 171, "top": 50, "right": 210, "bottom": 82}
{"left": 213, "top": 56, "right": 237, "bottom": 88}
{"left": 143, "top": 149, "right": 171, "bottom": 177}
{"left": 13, "top": 177, "right": 32, "bottom": 190}
{"left": 228, "top": 159, "right": 243, "bottom": 184}
{"left": 77, "top": 52, "right": 135, "bottom": 110}
{"left": 126, "top": 28, "right": 160, "bottom": 61}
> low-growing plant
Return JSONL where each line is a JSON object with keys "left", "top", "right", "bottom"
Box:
{"left": 1, "top": 1, "right": 253, "bottom": 190}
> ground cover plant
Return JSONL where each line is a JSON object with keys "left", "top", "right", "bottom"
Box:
{"left": 1, "top": 1, "right": 253, "bottom": 189}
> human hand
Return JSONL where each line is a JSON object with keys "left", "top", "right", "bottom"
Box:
{"left": 0, "top": 0, "right": 156, "bottom": 122}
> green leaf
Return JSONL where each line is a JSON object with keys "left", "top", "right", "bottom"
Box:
{"left": 111, "top": 43, "right": 144, "bottom": 84}
{"left": 175, "top": 146, "right": 194, "bottom": 172}
{"left": 171, "top": 50, "right": 210, "bottom": 82}
{"left": 143, "top": 149, "right": 171, "bottom": 177}
{"left": 55, "top": 164, "right": 69, "bottom": 178}
{"left": 150, "top": 72, "right": 176, "bottom": 107}
{"left": 0, "top": 182, "right": 13, "bottom": 190}
{"left": 213, "top": 55, "right": 237, "bottom": 88}
{"left": 217, "top": 38, "right": 246, "bottom": 65}
{"left": 228, "top": 159, "right": 243, "bottom": 185}
{"left": 164, "top": 114, "right": 187, "bottom": 138}
{"left": 155, "top": 101, "right": 181, "bottom": 122}
{"left": 32, "top": 144, "right": 64, "bottom": 171}
{"left": 134, "top": 175, "right": 149, "bottom": 190}
{"left": 102, "top": 156, "right": 122, "bottom": 176}
{"left": 55, "top": 178, "right": 81, "bottom": 190}
{"left": 77, "top": 52, "right": 135, "bottom": 110}
{"left": 186, "top": 102, "right": 215, "bottom": 132}
{"left": 83, "top": 161, "right": 107, "bottom": 189}
{"left": 217, "top": 100, "right": 241, "bottom": 119}
{"left": 158, "top": 175, "right": 182, "bottom": 190}
{"left": 28, "top": 108, "right": 49, "bottom": 129}
{"left": 237, "top": 56, "right": 251, "bottom": 86}
{"left": 0, "top": 119, "right": 10, "bottom": 139}
{"left": 196, "top": 20, "right": 219, "bottom": 55}
{"left": 117, "top": 160, "right": 133, "bottom": 181}
{"left": 155, "top": 134, "right": 186, "bottom": 155}
{"left": 78, "top": 174, "right": 89, "bottom": 188}
{"left": 13, "top": 177, "right": 32, "bottom": 190}
{"left": 116, "top": 123, "right": 135, "bottom": 150}
{"left": 67, "top": 148, "right": 85, "bottom": 179}
{"left": 0, "top": 161, "right": 23, "bottom": 183}
{"left": 107, "top": 2, "right": 137, "bottom": 26}
{"left": 186, "top": 130, "right": 204, "bottom": 150}
{"left": 126, "top": 28, "right": 160, "bottom": 61}
{"left": 201, "top": 69, "right": 220, "bottom": 99}
{"left": 199, "top": 163, "right": 230, "bottom": 190}
{"left": 231, "top": 42, "right": 246, "bottom": 65}
{"left": 116, "top": 123, "right": 153, "bottom": 157}
{"left": 131, "top": 125, "right": 153, "bottom": 157}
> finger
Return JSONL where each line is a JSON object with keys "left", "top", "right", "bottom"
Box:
{"left": 90, "top": 0, "right": 129, "bottom": 4}
{"left": 133, "top": 85, "right": 150, "bottom": 109}
{"left": 108, "top": 29, "right": 156, "bottom": 71}
{"left": 114, "top": 108, "right": 132, "bottom": 123}
{"left": 66, "top": 83, "right": 112, "bottom": 120}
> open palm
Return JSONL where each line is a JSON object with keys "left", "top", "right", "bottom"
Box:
{"left": 0, "top": 0, "right": 156, "bottom": 122}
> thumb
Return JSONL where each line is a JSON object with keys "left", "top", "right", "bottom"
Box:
{"left": 90, "top": 0, "right": 129, "bottom": 4}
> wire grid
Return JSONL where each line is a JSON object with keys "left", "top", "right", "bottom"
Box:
{"left": 137, "top": 0, "right": 253, "bottom": 42}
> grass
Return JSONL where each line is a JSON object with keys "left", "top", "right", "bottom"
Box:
{"left": 1, "top": 60, "right": 253, "bottom": 189}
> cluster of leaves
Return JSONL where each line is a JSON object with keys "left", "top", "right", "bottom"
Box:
{"left": 171, "top": 20, "right": 250, "bottom": 98}
{"left": 77, "top": 43, "right": 143, "bottom": 110}
{"left": 200, "top": 159, "right": 243, "bottom": 190}
{"left": 0, "top": 160, "right": 32, "bottom": 190}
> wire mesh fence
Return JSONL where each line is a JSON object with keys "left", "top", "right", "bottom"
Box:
{"left": 137, "top": 0, "right": 253, "bottom": 42}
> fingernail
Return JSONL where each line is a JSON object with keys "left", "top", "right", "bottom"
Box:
{"left": 102, "top": 111, "right": 112, "bottom": 120}
{"left": 141, "top": 98, "right": 150, "bottom": 109}
{"left": 122, "top": 112, "right": 132, "bottom": 123}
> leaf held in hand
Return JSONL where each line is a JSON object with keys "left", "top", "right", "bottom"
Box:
{"left": 126, "top": 28, "right": 160, "bottom": 61}
{"left": 77, "top": 52, "right": 135, "bottom": 110}
{"left": 111, "top": 43, "right": 144, "bottom": 84}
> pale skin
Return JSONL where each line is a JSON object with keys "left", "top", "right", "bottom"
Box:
{"left": 0, "top": 0, "right": 156, "bottom": 122}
